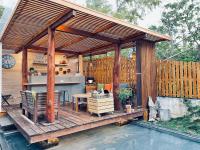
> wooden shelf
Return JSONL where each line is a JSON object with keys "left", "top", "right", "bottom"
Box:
{"left": 24, "top": 82, "right": 80, "bottom": 86}
{"left": 33, "top": 62, "right": 68, "bottom": 67}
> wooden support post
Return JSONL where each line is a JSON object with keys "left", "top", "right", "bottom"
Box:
{"left": 78, "top": 55, "right": 83, "bottom": 75}
{"left": 136, "top": 40, "right": 157, "bottom": 109}
{"left": 113, "top": 44, "right": 121, "bottom": 111}
{"left": 22, "top": 48, "right": 28, "bottom": 90}
{"left": 47, "top": 27, "right": 55, "bottom": 123}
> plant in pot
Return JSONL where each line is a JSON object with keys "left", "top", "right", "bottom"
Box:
{"left": 118, "top": 88, "right": 133, "bottom": 112}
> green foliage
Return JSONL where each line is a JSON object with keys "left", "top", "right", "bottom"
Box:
{"left": 86, "top": 0, "right": 161, "bottom": 23}
{"left": 118, "top": 88, "right": 133, "bottom": 104}
{"left": 157, "top": 100, "right": 200, "bottom": 135}
{"left": 150, "top": 0, "right": 200, "bottom": 62}
{"left": 86, "top": 0, "right": 112, "bottom": 14}
{"left": 0, "top": 5, "right": 4, "bottom": 18}
{"left": 115, "top": 0, "right": 160, "bottom": 23}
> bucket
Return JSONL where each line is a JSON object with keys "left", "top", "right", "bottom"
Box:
{"left": 159, "top": 109, "right": 170, "bottom": 121}
{"left": 125, "top": 105, "right": 132, "bottom": 113}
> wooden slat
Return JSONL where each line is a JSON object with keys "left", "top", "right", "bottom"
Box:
{"left": 198, "top": 63, "right": 200, "bottom": 98}
{"left": 165, "top": 61, "right": 169, "bottom": 96}
{"left": 192, "top": 62, "right": 196, "bottom": 98}
{"left": 184, "top": 62, "right": 188, "bottom": 97}
{"left": 176, "top": 61, "right": 180, "bottom": 97}
{"left": 188, "top": 62, "right": 193, "bottom": 98}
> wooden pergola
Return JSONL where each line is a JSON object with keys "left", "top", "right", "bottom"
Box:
{"left": 1, "top": 0, "right": 171, "bottom": 123}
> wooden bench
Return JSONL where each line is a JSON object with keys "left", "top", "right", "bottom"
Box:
{"left": 20, "top": 91, "right": 61, "bottom": 123}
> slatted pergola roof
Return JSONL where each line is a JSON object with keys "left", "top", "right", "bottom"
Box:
{"left": 0, "top": 0, "right": 171, "bottom": 56}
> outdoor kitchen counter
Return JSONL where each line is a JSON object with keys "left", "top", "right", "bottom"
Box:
{"left": 26, "top": 75, "right": 86, "bottom": 102}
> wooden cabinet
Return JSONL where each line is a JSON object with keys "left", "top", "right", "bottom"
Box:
{"left": 88, "top": 97, "right": 114, "bottom": 116}
{"left": 85, "top": 85, "right": 97, "bottom": 93}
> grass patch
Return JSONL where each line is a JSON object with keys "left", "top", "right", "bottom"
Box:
{"left": 150, "top": 100, "right": 200, "bottom": 136}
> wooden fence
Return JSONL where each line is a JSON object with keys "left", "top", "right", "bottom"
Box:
{"left": 83, "top": 56, "right": 136, "bottom": 84}
{"left": 83, "top": 57, "right": 200, "bottom": 99}
{"left": 157, "top": 60, "right": 200, "bottom": 99}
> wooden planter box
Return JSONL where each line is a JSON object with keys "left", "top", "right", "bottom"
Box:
{"left": 88, "top": 97, "right": 114, "bottom": 117}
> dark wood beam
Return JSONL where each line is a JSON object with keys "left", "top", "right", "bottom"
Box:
{"left": 80, "top": 44, "right": 114, "bottom": 55}
{"left": 57, "top": 23, "right": 116, "bottom": 49}
{"left": 22, "top": 48, "right": 28, "bottom": 90}
{"left": 16, "top": 10, "right": 76, "bottom": 53}
{"left": 28, "top": 45, "right": 80, "bottom": 55}
{"left": 113, "top": 44, "right": 121, "bottom": 111}
{"left": 83, "top": 44, "right": 134, "bottom": 56}
{"left": 56, "top": 25, "right": 119, "bottom": 43}
{"left": 46, "top": 28, "right": 55, "bottom": 123}
{"left": 136, "top": 40, "right": 157, "bottom": 109}
{"left": 80, "top": 33, "right": 145, "bottom": 56}
{"left": 136, "top": 41, "right": 142, "bottom": 107}
{"left": 121, "top": 33, "right": 146, "bottom": 44}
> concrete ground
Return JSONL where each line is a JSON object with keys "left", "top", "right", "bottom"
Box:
{"left": 50, "top": 123, "right": 200, "bottom": 150}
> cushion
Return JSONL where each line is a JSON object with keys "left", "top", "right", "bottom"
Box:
{"left": 97, "top": 83, "right": 104, "bottom": 91}
{"left": 104, "top": 84, "right": 112, "bottom": 92}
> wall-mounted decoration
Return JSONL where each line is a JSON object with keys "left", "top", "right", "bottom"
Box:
{"left": 67, "top": 69, "right": 71, "bottom": 73}
{"left": 2, "top": 54, "right": 16, "bottom": 69}
{"left": 55, "top": 71, "right": 59, "bottom": 75}
{"left": 63, "top": 71, "right": 67, "bottom": 75}
{"left": 33, "top": 54, "right": 47, "bottom": 63}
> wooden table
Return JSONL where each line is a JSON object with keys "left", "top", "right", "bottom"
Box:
{"left": 72, "top": 93, "right": 91, "bottom": 112}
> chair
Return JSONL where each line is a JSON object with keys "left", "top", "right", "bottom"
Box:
{"left": 71, "top": 94, "right": 91, "bottom": 112}
{"left": 20, "top": 91, "right": 61, "bottom": 123}
{"left": 1, "top": 94, "right": 12, "bottom": 106}
{"left": 20, "top": 91, "right": 28, "bottom": 115}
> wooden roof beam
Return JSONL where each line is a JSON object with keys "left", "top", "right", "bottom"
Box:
{"left": 57, "top": 22, "right": 116, "bottom": 49}
{"left": 80, "top": 43, "right": 114, "bottom": 55}
{"left": 80, "top": 33, "right": 145, "bottom": 55}
{"left": 121, "top": 32, "right": 146, "bottom": 44}
{"left": 28, "top": 45, "right": 80, "bottom": 55}
{"left": 56, "top": 25, "right": 119, "bottom": 44}
{"left": 15, "top": 10, "right": 76, "bottom": 53}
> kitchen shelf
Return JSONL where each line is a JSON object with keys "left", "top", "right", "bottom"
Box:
{"left": 33, "top": 62, "right": 68, "bottom": 67}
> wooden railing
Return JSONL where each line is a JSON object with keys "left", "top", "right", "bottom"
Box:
{"left": 83, "top": 57, "right": 200, "bottom": 99}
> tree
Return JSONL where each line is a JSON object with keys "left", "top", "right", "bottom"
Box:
{"left": 114, "top": 0, "right": 160, "bottom": 23}
{"left": 150, "top": 0, "right": 200, "bottom": 61}
{"left": 86, "top": 0, "right": 112, "bottom": 14}
{"left": 0, "top": 5, "right": 4, "bottom": 18}
{"left": 86, "top": 0, "right": 161, "bottom": 23}
{"left": 86, "top": 0, "right": 161, "bottom": 58}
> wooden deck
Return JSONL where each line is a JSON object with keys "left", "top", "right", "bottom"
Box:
{"left": 4, "top": 105, "right": 143, "bottom": 144}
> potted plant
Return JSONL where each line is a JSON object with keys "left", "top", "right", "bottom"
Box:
{"left": 118, "top": 88, "right": 133, "bottom": 112}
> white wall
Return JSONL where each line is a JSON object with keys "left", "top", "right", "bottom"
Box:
{"left": 157, "top": 97, "right": 200, "bottom": 118}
